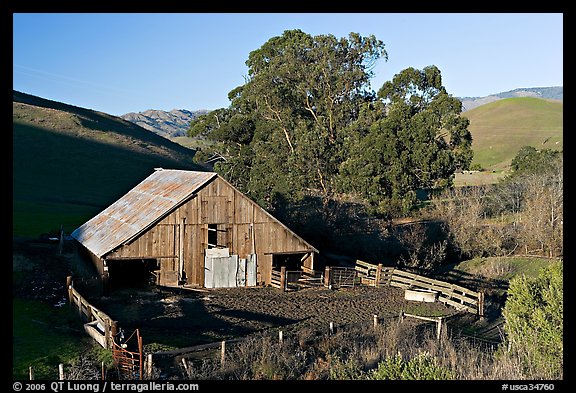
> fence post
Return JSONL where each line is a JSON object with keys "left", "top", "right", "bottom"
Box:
{"left": 329, "top": 322, "right": 334, "bottom": 335}
{"left": 104, "top": 322, "right": 110, "bottom": 349}
{"left": 138, "top": 330, "right": 143, "bottom": 380}
{"left": 375, "top": 264, "right": 382, "bottom": 287}
{"left": 280, "top": 266, "right": 286, "bottom": 292}
{"left": 101, "top": 361, "right": 105, "bottom": 381}
{"left": 146, "top": 354, "right": 153, "bottom": 379}
{"left": 398, "top": 310, "right": 404, "bottom": 324}
{"left": 279, "top": 330, "right": 283, "bottom": 344}
{"left": 324, "top": 267, "right": 331, "bottom": 287}
{"left": 478, "top": 290, "right": 485, "bottom": 317}
{"left": 77, "top": 297, "right": 83, "bottom": 319}
{"left": 59, "top": 224, "right": 64, "bottom": 255}
{"left": 66, "top": 276, "right": 73, "bottom": 312}
{"left": 86, "top": 305, "right": 93, "bottom": 323}
{"left": 29, "top": 366, "right": 34, "bottom": 380}
{"left": 373, "top": 314, "right": 379, "bottom": 329}
{"left": 220, "top": 340, "right": 226, "bottom": 366}
{"left": 436, "top": 317, "right": 443, "bottom": 341}
{"left": 58, "top": 363, "right": 65, "bottom": 380}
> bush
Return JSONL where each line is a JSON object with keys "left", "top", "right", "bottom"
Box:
{"left": 502, "top": 261, "right": 563, "bottom": 379}
{"left": 370, "top": 352, "right": 453, "bottom": 380}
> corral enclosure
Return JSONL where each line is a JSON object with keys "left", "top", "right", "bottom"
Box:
{"left": 71, "top": 169, "right": 318, "bottom": 292}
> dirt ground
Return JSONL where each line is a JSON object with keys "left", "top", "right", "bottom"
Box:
{"left": 86, "top": 284, "right": 454, "bottom": 352}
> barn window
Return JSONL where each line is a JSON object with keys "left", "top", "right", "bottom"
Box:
{"left": 207, "top": 224, "right": 229, "bottom": 249}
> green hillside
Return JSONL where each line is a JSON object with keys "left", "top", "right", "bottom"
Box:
{"left": 462, "top": 97, "right": 563, "bottom": 171}
{"left": 13, "top": 91, "right": 204, "bottom": 238}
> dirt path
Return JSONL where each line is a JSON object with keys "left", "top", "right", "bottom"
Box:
{"left": 89, "top": 285, "right": 452, "bottom": 351}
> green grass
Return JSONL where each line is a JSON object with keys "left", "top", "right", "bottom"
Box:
{"left": 13, "top": 200, "right": 101, "bottom": 238}
{"left": 462, "top": 97, "right": 563, "bottom": 172}
{"left": 449, "top": 256, "right": 555, "bottom": 282}
{"left": 12, "top": 298, "right": 94, "bottom": 380}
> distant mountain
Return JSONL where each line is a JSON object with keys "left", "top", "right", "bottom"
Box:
{"left": 459, "top": 86, "right": 562, "bottom": 111}
{"left": 121, "top": 108, "right": 209, "bottom": 137}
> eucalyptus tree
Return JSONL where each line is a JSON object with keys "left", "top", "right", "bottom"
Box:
{"left": 190, "top": 29, "right": 387, "bottom": 210}
{"left": 190, "top": 32, "right": 471, "bottom": 219}
{"left": 338, "top": 66, "right": 473, "bottom": 216}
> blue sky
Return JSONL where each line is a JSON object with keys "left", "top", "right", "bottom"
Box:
{"left": 13, "top": 13, "right": 563, "bottom": 116}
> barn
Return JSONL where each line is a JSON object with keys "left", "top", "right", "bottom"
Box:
{"left": 71, "top": 168, "right": 318, "bottom": 291}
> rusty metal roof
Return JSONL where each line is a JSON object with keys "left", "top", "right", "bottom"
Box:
{"left": 71, "top": 169, "right": 217, "bottom": 258}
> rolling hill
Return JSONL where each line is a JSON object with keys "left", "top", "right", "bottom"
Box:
{"left": 13, "top": 90, "right": 204, "bottom": 238}
{"left": 461, "top": 97, "right": 563, "bottom": 172}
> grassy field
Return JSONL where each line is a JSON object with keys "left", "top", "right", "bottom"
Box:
{"left": 12, "top": 298, "right": 95, "bottom": 380}
{"left": 12, "top": 91, "right": 560, "bottom": 380}
{"left": 462, "top": 97, "right": 563, "bottom": 172}
{"left": 446, "top": 256, "right": 554, "bottom": 282}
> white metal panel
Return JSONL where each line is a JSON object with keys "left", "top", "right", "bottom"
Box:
{"left": 205, "top": 248, "right": 230, "bottom": 258}
{"left": 204, "top": 256, "right": 215, "bottom": 288}
{"left": 246, "top": 254, "right": 257, "bottom": 286}
{"left": 237, "top": 258, "right": 246, "bottom": 287}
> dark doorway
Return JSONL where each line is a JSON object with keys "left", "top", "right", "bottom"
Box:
{"left": 106, "top": 259, "right": 158, "bottom": 290}
{"left": 272, "top": 253, "right": 305, "bottom": 271}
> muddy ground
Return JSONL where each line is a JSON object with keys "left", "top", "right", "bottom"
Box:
{"left": 86, "top": 284, "right": 455, "bottom": 352}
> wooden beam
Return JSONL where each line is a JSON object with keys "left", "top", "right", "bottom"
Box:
{"left": 280, "top": 266, "right": 286, "bottom": 292}
{"left": 264, "top": 250, "right": 315, "bottom": 255}
{"left": 105, "top": 255, "right": 178, "bottom": 260}
{"left": 179, "top": 218, "right": 185, "bottom": 282}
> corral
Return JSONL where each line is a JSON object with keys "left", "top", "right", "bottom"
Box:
{"left": 86, "top": 284, "right": 454, "bottom": 351}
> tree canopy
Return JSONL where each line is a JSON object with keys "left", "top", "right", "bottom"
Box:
{"left": 189, "top": 30, "right": 472, "bottom": 216}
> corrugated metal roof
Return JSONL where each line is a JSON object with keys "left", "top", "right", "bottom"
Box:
{"left": 71, "top": 169, "right": 217, "bottom": 258}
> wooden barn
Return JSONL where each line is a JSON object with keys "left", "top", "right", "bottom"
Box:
{"left": 71, "top": 168, "right": 318, "bottom": 291}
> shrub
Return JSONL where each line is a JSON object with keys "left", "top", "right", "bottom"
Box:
{"left": 370, "top": 352, "right": 453, "bottom": 380}
{"left": 502, "top": 261, "right": 563, "bottom": 379}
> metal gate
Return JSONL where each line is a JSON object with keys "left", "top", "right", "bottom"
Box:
{"left": 204, "top": 251, "right": 256, "bottom": 288}
{"left": 330, "top": 267, "right": 358, "bottom": 288}
{"left": 112, "top": 329, "right": 143, "bottom": 380}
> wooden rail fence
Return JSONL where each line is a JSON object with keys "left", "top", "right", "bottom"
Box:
{"left": 67, "top": 276, "right": 118, "bottom": 349}
{"left": 352, "top": 261, "right": 484, "bottom": 316}
{"left": 271, "top": 266, "right": 324, "bottom": 291}
{"left": 67, "top": 276, "right": 144, "bottom": 379}
{"left": 271, "top": 261, "right": 483, "bottom": 315}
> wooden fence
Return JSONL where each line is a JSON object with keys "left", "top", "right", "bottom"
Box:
{"left": 67, "top": 276, "right": 118, "bottom": 349}
{"left": 67, "top": 276, "right": 144, "bottom": 379}
{"left": 270, "top": 268, "right": 283, "bottom": 290}
{"left": 352, "top": 261, "right": 484, "bottom": 316}
{"left": 271, "top": 266, "right": 324, "bottom": 291}
{"left": 272, "top": 260, "right": 483, "bottom": 315}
